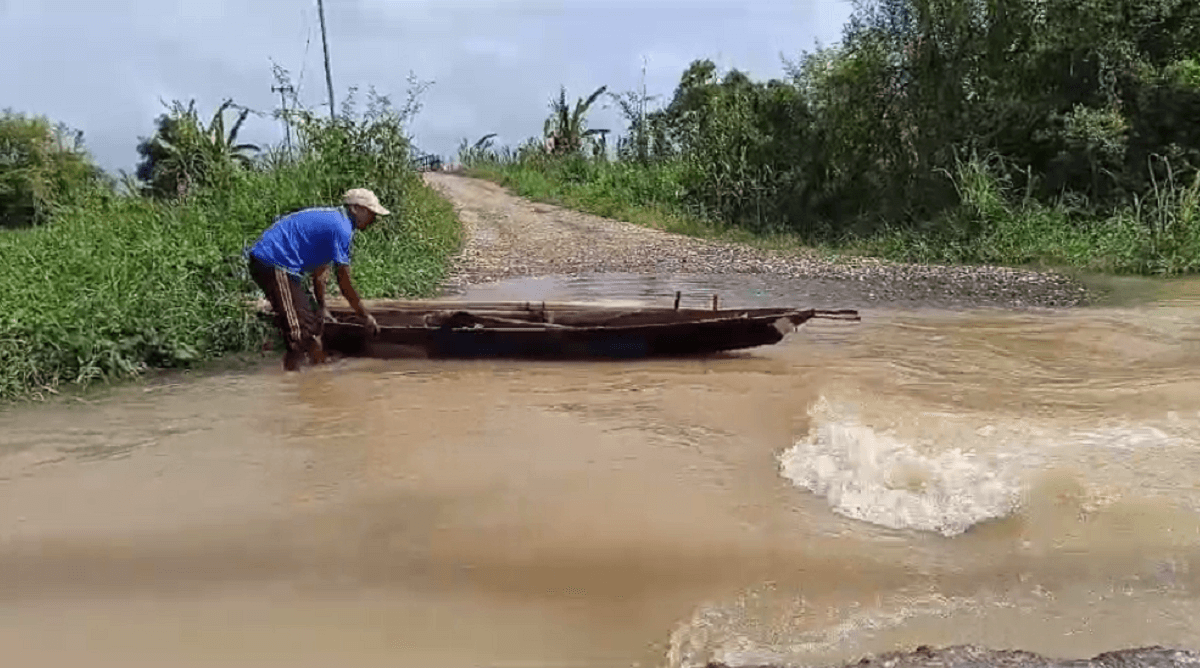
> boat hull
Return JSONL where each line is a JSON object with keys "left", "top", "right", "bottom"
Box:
{"left": 306, "top": 301, "right": 859, "bottom": 360}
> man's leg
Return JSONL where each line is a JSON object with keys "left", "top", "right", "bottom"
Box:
{"left": 249, "top": 257, "right": 308, "bottom": 370}
{"left": 274, "top": 269, "right": 323, "bottom": 370}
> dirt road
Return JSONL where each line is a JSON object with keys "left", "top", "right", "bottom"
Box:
{"left": 423, "top": 172, "right": 1091, "bottom": 309}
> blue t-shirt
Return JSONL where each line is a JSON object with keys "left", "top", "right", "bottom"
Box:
{"left": 250, "top": 207, "right": 354, "bottom": 275}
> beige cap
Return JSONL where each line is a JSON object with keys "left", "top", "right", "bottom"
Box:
{"left": 343, "top": 188, "right": 391, "bottom": 215}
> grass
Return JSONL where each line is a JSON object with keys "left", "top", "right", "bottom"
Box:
{"left": 847, "top": 158, "right": 1200, "bottom": 275}
{"left": 0, "top": 158, "right": 462, "bottom": 403}
{"left": 466, "top": 160, "right": 823, "bottom": 257}
{"left": 468, "top": 162, "right": 713, "bottom": 235}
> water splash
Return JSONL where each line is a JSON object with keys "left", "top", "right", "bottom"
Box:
{"left": 779, "top": 397, "right": 1021, "bottom": 536}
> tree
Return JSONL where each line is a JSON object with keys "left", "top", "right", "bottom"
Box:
{"left": 610, "top": 57, "right": 663, "bottom": 163}
{"left": 457, "top": 133, "right": 499, "bottom": 166}
{"left": 0, "top": 110, "right": 107, "bottom": 228}
{"left": 135, "top": 99, "right": 259, "bottom": 199}
{"left": 542, "top": 85, "right": 608, "bottom": 156}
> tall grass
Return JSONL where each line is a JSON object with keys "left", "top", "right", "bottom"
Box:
{"left": 0, "top": 116, "right": 461, "bottom": 402}
{"left": 853, "top": 153, "right": 1200, "bottom": 274}
{"left": 466, "top": 156, "right": 759, "bottom": 242}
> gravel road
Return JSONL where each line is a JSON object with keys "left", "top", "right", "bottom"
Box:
{"left": 423, "top": 172, "right": 1091, "bottom": 309}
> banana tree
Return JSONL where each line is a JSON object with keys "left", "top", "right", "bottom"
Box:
{"left": 456, "top": 133, "right": 500, "bottom": 167}
{"left": 135, "top": 99, "right": 259, "bottom": 199}
{"left": 543, "top": 85, "right": 608, "bottom": 156}
{"left": 202, "top": 99, "right": 259, "bottom": 168}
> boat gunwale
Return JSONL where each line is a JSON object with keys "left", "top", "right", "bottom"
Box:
{"left": 321, "top": 306, "right": 859, "bottom": 334}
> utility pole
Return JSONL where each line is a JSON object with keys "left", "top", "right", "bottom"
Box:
{"left": 272, "top": 84, "right": 295, "bottom": 154}
{"left": 317, "top": 0, "right": 336, "bottom": 120}
{"left": 639, "top": 55, "right": 648, "bottom": 161}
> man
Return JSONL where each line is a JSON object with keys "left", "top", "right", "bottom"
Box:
{"left": 247, "top": 188, "right": 388, "bottom": 371}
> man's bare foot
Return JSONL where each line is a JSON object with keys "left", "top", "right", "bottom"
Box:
{"left": 284, "top": 349, "right": 303, "bottom": 371}
{"left": 307, "top": 338, "right": 328, "bottom": 365}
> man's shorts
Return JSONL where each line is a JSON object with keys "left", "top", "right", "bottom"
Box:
{"left": 248, "top": 254, "right": 323, "bottom": 353}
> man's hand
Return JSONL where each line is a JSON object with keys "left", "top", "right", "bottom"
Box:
{"left": 334, "top": 264, "right": 379, "bottom": 336}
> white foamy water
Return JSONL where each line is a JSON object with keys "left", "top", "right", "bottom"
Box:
{"left": 779, "top": 397, "right": 1023, "bottom": 536}
{"left": 778, "top": 395, "right": 1200, "bottom": 536}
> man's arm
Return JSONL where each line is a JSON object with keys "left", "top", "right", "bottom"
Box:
{"left": 313, "top": 264, "right": 331, "bottom": 317}
{"left": 335, "top": 264, "right": 379, "bottom": 335}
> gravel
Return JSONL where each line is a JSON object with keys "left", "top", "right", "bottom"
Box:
{"left": 708, "top": 644, "right": 1200, "bottom": 668}
{"left": 424, "top": 173, "right": 1090, "bottom": 311}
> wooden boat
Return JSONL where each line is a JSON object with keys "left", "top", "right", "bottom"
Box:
{"left": 295, "top": 298, "right": 860, "bottom": 359}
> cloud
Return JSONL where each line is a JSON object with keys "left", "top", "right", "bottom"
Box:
{"left": 1, "top": 0, "right": 854, "bottom": 173}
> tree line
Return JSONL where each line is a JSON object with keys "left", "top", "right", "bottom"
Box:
{"left": 463, "top": 0, "right": 1200, "bottom": 271}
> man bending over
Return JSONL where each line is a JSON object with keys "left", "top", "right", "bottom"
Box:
{"left": 248, "top": 188, "right": 387, "bottom": 370}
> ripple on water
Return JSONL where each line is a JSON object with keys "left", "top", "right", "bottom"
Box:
{"left": 666, "top": 576, "right": 1200, "bottom": 668}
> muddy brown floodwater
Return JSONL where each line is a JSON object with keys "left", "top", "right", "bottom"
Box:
{"left": 4, "top": 178, "right": 1200, "bottom": 667}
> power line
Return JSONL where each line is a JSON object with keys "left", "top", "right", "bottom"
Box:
{"left": 297, "top": 20, "right": 312, "bottom": 98}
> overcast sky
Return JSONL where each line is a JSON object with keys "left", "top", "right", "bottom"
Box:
{"left": 2, "top": 0, "right": 854, "bottom": 174}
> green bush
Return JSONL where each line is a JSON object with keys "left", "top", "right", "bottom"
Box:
{"left": 0, "top": 94, "right": 461, "bottom": 402}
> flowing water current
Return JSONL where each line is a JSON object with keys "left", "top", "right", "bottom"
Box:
{"left": 3, "top": 273, "right": 1200, "bottom": 667}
